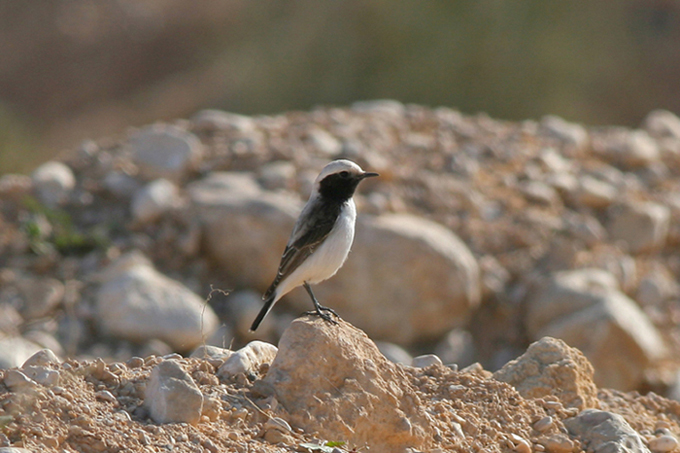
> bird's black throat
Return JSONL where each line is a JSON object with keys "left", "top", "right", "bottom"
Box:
{"left": 318, "top": 173, "right": 362, "bottom": 203}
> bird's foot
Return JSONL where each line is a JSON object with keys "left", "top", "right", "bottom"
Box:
{"left": 304, "top": 308, "right": 340, "bottom": 325}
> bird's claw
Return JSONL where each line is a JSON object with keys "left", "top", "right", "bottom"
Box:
{"left": 304, "top": 308, "right": 340, "bottom": 325}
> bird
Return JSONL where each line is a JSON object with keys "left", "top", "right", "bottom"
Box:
{"left": 250, "top": 159, "right": 378, "bottom": 332}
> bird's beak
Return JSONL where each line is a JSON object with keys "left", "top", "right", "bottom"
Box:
{"left": 361, "top": 172, "right": 379, "bottom": 179}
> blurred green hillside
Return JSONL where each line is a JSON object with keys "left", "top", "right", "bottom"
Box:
{"left": 1, "top": 0, "right": 679, "bottom": 174}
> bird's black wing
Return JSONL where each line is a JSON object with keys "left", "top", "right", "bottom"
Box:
{"left": 263, "top": 200, "right": 342, "bottom": 299}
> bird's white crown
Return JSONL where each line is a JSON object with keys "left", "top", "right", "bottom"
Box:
{"left": 314, "top": 159, "right": 365, "bottom": 184}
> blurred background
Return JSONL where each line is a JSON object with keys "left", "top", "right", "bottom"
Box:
{"left": 1, "top": 0, "right": 680, "bottom": 175}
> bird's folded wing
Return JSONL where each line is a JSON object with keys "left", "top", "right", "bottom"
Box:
{"left": 263, "top": 201, "right": 341, "bottom": 299}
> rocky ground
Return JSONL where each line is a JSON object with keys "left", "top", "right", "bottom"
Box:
{"left": 2, "top": 101, "right": 680, "bottom": 451}
{"left": 2, "top": 319, "right": 680, "bottom": 453}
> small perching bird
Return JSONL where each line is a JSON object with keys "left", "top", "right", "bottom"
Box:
{"left": 250, "top": 159, "right": 378, "bottom": 332}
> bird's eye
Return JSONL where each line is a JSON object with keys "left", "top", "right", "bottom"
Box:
{"left": 339, "top": 171, "right": 350, "bottom": 178}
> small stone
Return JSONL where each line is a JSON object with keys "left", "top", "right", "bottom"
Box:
{"left": 264, "top": 428, "right": 292, "bottom": 445}
{"left": 190, "top": 345, "right": 233, "bottom": 361}
{"left": 264, "top": 417, "right": 292, "bottom": 433}
{"left": 575, "top": 176, "right": 617, "bottom": 209}
{"left": 644, "top": 110, "right": 680, "bottom": 140}
{"left": 540, "top": 115, "right": 588, "bottom": 149}
{"left": 31, "top": 161, "right": 76, "bottom": 206}
{"left": 520, "top": 180, "right": 559, "bottom": 205}
{"left": 218, "top": 341, "right": 278, "bottom": 378}
{"left": 412, "top": 354, "right": 443, "bottom": 368}
{"left": 131, "top": 179, "right": 180, "bottom": 223}
{"left": 129, "top": 124, "right": 203, "bottom": 181}
{"left": 95, "top": 390, "right": 118, "bottom": 405}
{"left": 509, "top": 433, "right": 531, "bottom": 453}
{"left": 649, "top": 435, "right": 678, "bottom": 453}
{"left": 22, "top": 349, "right": 60, "bottom": 368}
{"left": 608, "top": 202, "right": 670, "bottom": 253}
{"left": 3, "top": 369, "right": 38, "bottom": 392}
{"left": 540, "top": 434, "right": 574, "bottom": 453}
{"left": 564, "top": 409, "right": 647, "bottom": 453}
{"left": 145, "top": 360, "right": 203, "bottom": 424}
{"left": 22, "top": 366, "right": 59, "bottom": 387}
{"left": 533, "top": 416, "right": 554, "bottom": 433}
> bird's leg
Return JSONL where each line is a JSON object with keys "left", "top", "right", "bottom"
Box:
{"left": 303, "top": 282, "right": 339, "bottom": 324}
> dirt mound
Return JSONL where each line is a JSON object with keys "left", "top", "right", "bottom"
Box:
{"left": 2, "top": 319, "right": 680, "bottom": 453}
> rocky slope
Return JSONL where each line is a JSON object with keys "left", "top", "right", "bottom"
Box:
{"left": 2, "top": 102, "right": 680, "bottom": 451}
{"left": 2, "top": 319, "right": 680, "bottom": 453}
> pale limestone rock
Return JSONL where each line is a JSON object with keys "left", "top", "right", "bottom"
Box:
{"left": 129, "top": 124, "right": 203, "bottom": 181}
{"left": 131, "top": 179, "right": 180, "bottom": 223}
{"left": 608, "top": 202, "right": 670, "bottom": 253}
{"left": 218, "top": 341, "right": 277, "bottom": 378}
{"left": 564, "top": 409, "right": 649, "bottom": 453}
{"left": 264, "top": 317, "right": 433, "bottom": 453}
{"left": 95, "top": 252, "right": 219, "bottom": 351}
{"left": 31, "top": 161, "right": 75, "bottom": 206}
{"left": 145, "top": 360, "right": 203, "bottom": 424}
{"left": 527, "top": 269, "right": 667, "bottom": 390}
{"left": 493, "top": 337, "right": 598, "bottom": 410}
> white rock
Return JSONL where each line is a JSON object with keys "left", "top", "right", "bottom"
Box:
{"left": 575, "top": 176, "right": 617, "bottom": 209}
{"left": 0, "top": 336, "right": 43, "bottom": 370}
{"left": 527, "top": 269, "right": 667, "bottom": 390}
{"left": 190, "top": 345, "right": 233, "bottom": 361}
{"left": 540, "top": 115, "right": 588, "bottom": 149}
{"left": 3, "top": 369, "right": 38, "bottom": 392}
{"left": 600, "top": 129, "right": 660, "bottom": 168}
{"left": 643, "top": 110, "right": 680, "bottom": 140}
{"left": 218, "top": 341, "right": 278, "bottom": 378}
{"left": 145, "top": 360, "right": 203, "bottom": 424}
{"left": 608, "top": 202, "right": 670, "bottom": 253}
{"left": 412, "top": 354, "right": 443, "bottom": 368}
{"left": 22, "top": 349, "right": 60, "bottom": 368}
{"left": 129, "top": 124, "right": 203, "bottom": 181}
{"left": 649, "top": 435, "right": 678, "bottom": 453}
{"left": 31, "top": 161, "right": 75, "bottom": 206}
{"left": 131, "top": 179, "right": 180, "bottom": 223}
{"left": 264, "top": 417, "right": 292, "bottom": 433}
{"left": 95, "top": 252, "right": 219, "bottom": 351}
{"left": 564, "top": 410, "right": 648, "bottom": 453}
{"left": 190, "top": 177, "right": 480, "bottom": 345}
{"left": 22, "top": 365, "right": 59, "bottom": 387}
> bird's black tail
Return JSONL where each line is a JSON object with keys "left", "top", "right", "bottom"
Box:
{"left": 250, "top": 292, "right": 276, "bottom": 332}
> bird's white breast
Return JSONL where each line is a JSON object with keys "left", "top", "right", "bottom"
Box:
{"left": 276, "top": 200, "right": 356, "bottom": 296}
